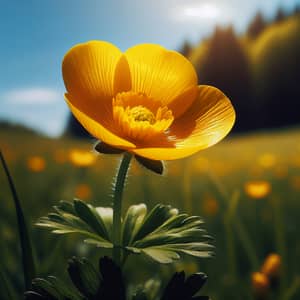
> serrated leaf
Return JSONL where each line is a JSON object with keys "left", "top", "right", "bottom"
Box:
{"left": 161, "top": 271, "right": 209, "bottom": 300}
{"left": 73, "top": 199, "right": 109, "bottom": 240}
{"left": 37, "top": 201, "right": 212, "bottom": 264}
{"left": 68, "top": 257, "right": 100, "bottom": 298}
{"left": 55, "top": 200, "right": 76, "bottom": 215}
{"left": 121, "top": 204, "right": 212, "bottom": 264}
{"left": 95, "top": 207, "right": 113, "bottom": 239}
{"left": 141, "top": 248, "right": 180, "bottom": 264}
{"left": 46, "top": 276, "right": 82, "bottom": 300}
{"left": 37, "top": 201, "right": 112, "bottom": 250}
{"left": 25, "top": 257, "right": 125, "bottom": 300}
{"left": 122, "top": 204, "right": 147, "bottom": 246}
{"left": 84, "top": 239, "right": 113, "bottom": 248}
{"left": 31, "top": 278, "right": 60, "bottom": 299}
{"left": 132, "top": 204, "right": 174, "bottom": 242}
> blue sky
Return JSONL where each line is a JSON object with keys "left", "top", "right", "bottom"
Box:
{"left": 0, "top": 0, "right": 299, "bottom": 136}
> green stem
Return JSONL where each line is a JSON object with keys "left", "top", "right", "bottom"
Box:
{"left": 234, "top": 216, "right": 259, "bottom": 270}
{"left": 273, "top": 195, "right": 287, "bottom": 294}
{"left": 283, "top": 276, "right": 300, "bottom": 300}
{"left": 208, "top": 170, "right": 259, "bottom": 270}
{"left": 112, "top": 152, "right": 132, "bottom": 266}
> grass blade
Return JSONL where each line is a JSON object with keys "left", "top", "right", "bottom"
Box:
{"left": 0, "top": 263, "right": 15, "bottom": 300}
{"left": 0, "top": 150, "right": 36, "bottom": 290}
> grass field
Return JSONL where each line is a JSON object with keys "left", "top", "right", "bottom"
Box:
{"left": 1, "top": 126, "right": 300, "bottom": 299}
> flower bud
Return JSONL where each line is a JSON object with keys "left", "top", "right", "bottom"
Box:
{"left": 261, "top": 253, "right": 281, "bottom": 278}
{"left": 252, "top": 272, "right": 270, "bottom": 298}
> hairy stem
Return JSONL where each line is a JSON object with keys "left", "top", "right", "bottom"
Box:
{"left": 112, "top": 152, "right": 132, "bottom": 266}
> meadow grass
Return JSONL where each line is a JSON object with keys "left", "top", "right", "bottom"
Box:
{"left": 1, "top": 126, "right": 300, "bottom": 299}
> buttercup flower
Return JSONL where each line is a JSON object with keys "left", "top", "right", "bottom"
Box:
{"left": 251, "top": 272, "right": 270, "bottom": 296}
{"left": 27, "top": 156, "right": 46, "bottom": 172}
{"left": 69, "top": 149, "right": 96, "bottom": 167}
{"left": 261, "top": 253, "right": 281, "bottom": 278}
{"left": 62, "top": 41, "right": 235, "bottom": 160}
{"left": 244, "top": 180, "right": 271, "bottom": 199}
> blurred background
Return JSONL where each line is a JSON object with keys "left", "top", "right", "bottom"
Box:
{"left": 1, "top": 1, "right": 300, "bottom": 299}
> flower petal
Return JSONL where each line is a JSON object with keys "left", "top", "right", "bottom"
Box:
{"left": 124, "top": 44, "right": 198, "bottom": 116}
{"left": 131, "top": 85, "right": 235, "bottom": 160}
{"left": 65, "top": 94, "right": 136, "bottom": 149}
{"left": 62, "top": 40, "right": 131, "bottom": 106}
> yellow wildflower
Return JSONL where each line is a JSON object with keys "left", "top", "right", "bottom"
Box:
{"left": 75, "top": 183, "right": 92, "bottom": 200}
{"left": 62, "top": 41, "right": 235, "bottom": 160}
{"left": 261, "top": 253, "right": 281, "bottom": 278}
{"left": 244, "top": 181, "right": 271, "bottom": 199}
{"left": 69, "top": 149, "right": 96, "bottom": 167}
{"left": 27, "top": 156, "right": 46, "bottom": 172}
{"left": 251, "top": 272, "right": 270, "bottom": 296}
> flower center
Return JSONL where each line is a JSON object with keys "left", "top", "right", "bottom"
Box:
{"left": 129, "top": 106, "right": 156, "bottom": 124}
{"left": 112, "top": 91, "right": 174, "bottom": 141}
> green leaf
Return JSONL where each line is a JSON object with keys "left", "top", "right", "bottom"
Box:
{"left": 37, "top": 200, "right": 212, "bottom": 264}
{"left": 25, "top": 276, "right": 83, "bottom": 300}
{"left": 68, "top": 257, "right": 101, "bottom": 297}
{"left": 0, "top": 263, "right": 16, "bottom": 300}
{"left": 25, "top": 257, "right": 126, "bottom": 300}
{"left": 95, "top": 207, "right": 113, "bottom": 239}
{"left": 142, "top": 248, "right": 180, "bottom": 264}
{"left": 132, "top": 204, "right": 176, "bottom": 242}
{"left": 31, "top": 278, "right": 61, "bottom": 299}
{"left": 73, "top": 199, "right": 109, "bottom": 240}
{"left": 161, "top": 271, "right": 209, "bottom": 300}
{"left": 37, "top": 201, "right": 113, "bottom": 247}
{"left": 122, "top": 204, "right": 212, "bottom": 264}
{"left": 122, "top": 204, "right": 147, "bottom": 246}
{"left": 84, "top": 239, "right": 113, "bottom": 248}
{"left": 0, "top": 151, "right": 36, "bottom": 290}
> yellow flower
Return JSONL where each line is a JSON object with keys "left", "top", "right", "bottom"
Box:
{"left": 258, "top": 153, "right": 277, "bottom": 168}
{"left": 69, "top": 149, "right": 96, "bottom": 167}
{"left": 261, "top": 253, "right": 281, "bottom": 278}
{"left": 27, "top": 156, "right": 46, "bottom": 172}
{"left": 202, "top": 195, "right": 219, "bottom": 216}
{"left": 54, "top": 149, "right": 67, "bottom": 164}
{"left": 290, "top": 175, "right": 300, "bottom": 191}
{"left": 251, "top": 272, "right": 270, "bottom": 295}
{"left": 75, "top": 183, "right": 92, "bottom": 200}
{"left": 62, "top": 41, "right": 235, "bottom": 160}
{"left": 244, "top": 180, "right": 271, "bottom": 199}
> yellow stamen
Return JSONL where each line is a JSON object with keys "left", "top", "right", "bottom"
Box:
{"left": 129, "top": 106, "right": 156, "bottom": 124}
{"left": 112, "top": 91, "right": 174, "bottom": 141}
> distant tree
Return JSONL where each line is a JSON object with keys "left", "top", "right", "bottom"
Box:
{"left": 64, "top": 114, "right": 91, "bottom": 139}
{"left": 252, "top": 16, "right": 300, "bottom": 128}
{"left": 274, "top": 7, "right": 286, "bottom": 23}
{"left": 247, "top": 12, "right": 266, "bottom": 38}
{"left": 179, "top": 40, "right": 192, "bottom": 58}
{"left": 196, "top": 26, "right": 253, "bottom": 132}
{"left": 293, "top": 4, "right": 300, "bottom": 16}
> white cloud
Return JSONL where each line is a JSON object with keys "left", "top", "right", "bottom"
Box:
{"left": 2, "top": 87, "right": 62, "bottom": 104}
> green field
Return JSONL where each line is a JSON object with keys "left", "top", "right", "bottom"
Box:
{"left": 1, "top": 126, "right": 300, "bottom": 299}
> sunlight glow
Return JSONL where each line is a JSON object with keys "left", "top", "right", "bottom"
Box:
{"left": 181, "top": 3, "right": 220, "bottom": 20}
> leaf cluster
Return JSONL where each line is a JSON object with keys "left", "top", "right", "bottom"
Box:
{"left": 25, "top": 256, "right": 209, "bottom": 300}
{"left": 37, "top": 200, "right": 213, "bottom": 264}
